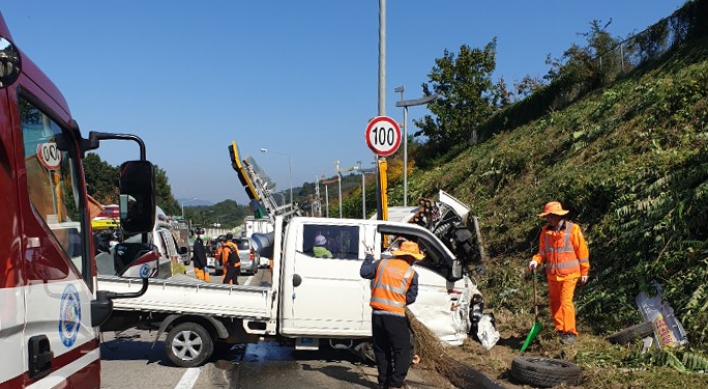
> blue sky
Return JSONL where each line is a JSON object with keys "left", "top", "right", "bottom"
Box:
{"left": 1, "top": 1, "right": 687, "bottom": 204}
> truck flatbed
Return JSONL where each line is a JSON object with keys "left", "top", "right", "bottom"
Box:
{"left": 98, "top": 274, "right": 274, "bottom": 320}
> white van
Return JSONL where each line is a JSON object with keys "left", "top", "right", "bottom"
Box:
{"left": 96, "top": 206, "right": 186, "bottom": 278}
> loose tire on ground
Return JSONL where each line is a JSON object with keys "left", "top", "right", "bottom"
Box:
{"left": 165, "top": 322, "right": 214, "bottom": 367}
{"left": 606, "top": 321, "right": 655, "bottom": 345}
{"left": 510, "top": 356, "right": 581, "bottom": 387}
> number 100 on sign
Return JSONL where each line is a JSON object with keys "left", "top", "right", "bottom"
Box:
{"left": 365, "top": 116, "right": 401, "bottom": 157}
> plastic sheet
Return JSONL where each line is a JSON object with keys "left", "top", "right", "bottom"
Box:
{"left": 476, "top": 313, "right": 500, "bottom": 350}
{"left": 635, "top": 280, "right": 689, "bottom": 349}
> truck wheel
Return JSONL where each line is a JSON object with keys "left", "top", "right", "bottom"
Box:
{"left": 510, "top": 356, "right": 581, "bottom": 387}
{"left": 166, "top": 322, "right": 214, "bottom": 367}
{"left": 606, "top": 321, "right": 655, "bottom": 345}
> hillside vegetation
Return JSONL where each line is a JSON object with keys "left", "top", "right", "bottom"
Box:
{"left": 411, "top": 33, "right": 708, "bottom": 342}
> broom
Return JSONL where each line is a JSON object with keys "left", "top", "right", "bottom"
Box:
{"left": 405, "top": 308, "right": 466, "bottom": 386}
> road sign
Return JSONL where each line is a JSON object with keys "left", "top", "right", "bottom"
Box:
{"left": 37, "top": 142, "right": 62, "bottom": 170}
{"left": 365, "top": 116, "right": 401, "bottom": 157}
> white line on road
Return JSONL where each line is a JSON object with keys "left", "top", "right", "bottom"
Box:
{"left": 174, "top": 367, "right": 201, "bottom": 389}
{"left": 245, "top": 275, "right": 253, "bottom": 285}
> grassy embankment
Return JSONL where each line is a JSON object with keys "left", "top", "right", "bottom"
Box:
{"left": 404, "top": 33, "right": 708, "bottom": 388}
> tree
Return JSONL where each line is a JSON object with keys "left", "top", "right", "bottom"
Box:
{"left": 415, "top": 39, "right": 501, "bottom": 152}
{"left": 83, "top": 153, "right": 118, "bottom": 204}
{"left": 153, "top": 165, "right": 180, "bottom": 215}
{"left": 546, "top": 19, "right": 625, "bottom": 88}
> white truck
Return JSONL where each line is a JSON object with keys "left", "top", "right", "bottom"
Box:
{"left": 98, "top": 213, "right": 484, "bottom": 367}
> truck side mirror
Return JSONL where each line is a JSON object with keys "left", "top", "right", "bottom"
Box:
{"left": 119, "top": 160, "right": 156, "bottom": 234}
{"left": 0, "top": 37, "right": 22, "bottom": 89}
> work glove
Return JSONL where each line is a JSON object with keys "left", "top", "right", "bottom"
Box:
{"left": 580, "top": 275, "right": 589, "bottom": 285}
{"left": 528, "top": 260, "right": 538, "bottom": 272}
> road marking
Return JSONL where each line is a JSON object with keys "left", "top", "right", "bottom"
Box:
{"left": 174, "top": 367, "right": 201, "bottom": 389}
{"left": 245, "top": 275, "right": 254, "bottom": 285}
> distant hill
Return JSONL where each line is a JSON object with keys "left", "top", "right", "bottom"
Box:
{"left": 179, "top": 198, "right": 214, "bottom": 207}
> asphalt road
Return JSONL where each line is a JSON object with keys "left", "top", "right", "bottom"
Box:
{"left": 100, "top": 264, "right": 449, "bottom": 389}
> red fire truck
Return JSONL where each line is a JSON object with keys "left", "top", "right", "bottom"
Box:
{"left": 0, "top": 11, "right": 160, "bottom": 389}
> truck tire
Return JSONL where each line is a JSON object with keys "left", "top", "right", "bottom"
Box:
{"left": 606, "top": 321, "right": 655, "bottom": 345}
{"left": 166, "top": 322, "right": 214, "bottom": 367}
{"left": 510, "top": 356, "right": 581, "bottom": 387}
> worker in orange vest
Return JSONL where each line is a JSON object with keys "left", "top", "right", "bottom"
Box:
{"left": 221, "top": 233, "right": 241, "bottom": 285}
{"left": 360, "top": 241, "right": 422, "bottom": 389}
{"left": 529, "top": 201, "right": 590, "bottom": 345}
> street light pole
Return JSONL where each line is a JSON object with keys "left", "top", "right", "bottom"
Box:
{"left": 394, "top": 86, "right": 406, "bottom": 206}
{"left": 335, "top": 161, "right": 359, "bottom": 218}
{"left": 357, "top": 161, "right": 364, "bottom": 218}
{"left": 395, "top": 92, "right": 440, "bottom": 207}
{"left": 260, "top": 148, "right": 293, "bottom": 208}
{"left": 325, "top": 184, "right": 329, "bottom": 218}
{"left": 336, "top": 161, "right": 342, "bottom": 218}
{"left": 181, "top": 197, "right": 197, "bottom": 219}
{"left": 354, "top": 164, "right": 376, "bottom": 219}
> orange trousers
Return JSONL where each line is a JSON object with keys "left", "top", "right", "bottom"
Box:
{"left": 194, "top": 267, "right": 211, "bottom": 282}
{"left": 547, "top": 277, "right": 578, "bottom": 336}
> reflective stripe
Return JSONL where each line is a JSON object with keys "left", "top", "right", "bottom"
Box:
{"left": 546, "top": 260, "right": 580, "bottom": 269}
{"left": 370, "top": 259, "right": 414, "bottom": 314}
{"left": 541, "top": 221, "right": 581, "bottom": 276}
{"left": 371, "top": 296, "right": 406, "bottom": 308}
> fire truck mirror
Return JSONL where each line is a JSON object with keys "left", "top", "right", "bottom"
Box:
{"left": 119, "top": 160, "right": 156, "bottom": 234}
{"left": 0, "top": 37, "right": 21, "bottom": 89}
{"left": 114, "top": 242, "right": 159, "bottom": 278}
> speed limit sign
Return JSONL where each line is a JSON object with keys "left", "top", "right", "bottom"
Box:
{"left": 365, "top": 116, "right": 401, "bottom": 157}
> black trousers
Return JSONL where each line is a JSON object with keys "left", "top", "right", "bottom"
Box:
{"left": 372, "top": 312, "right": 411, "bottom": 388}
{"left": 222, "top": 265, "right": 240, "bottom": 285}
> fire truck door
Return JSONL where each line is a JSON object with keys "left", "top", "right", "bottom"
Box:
{"left": 17, "top": 96, "right": 100, "bottom": 388}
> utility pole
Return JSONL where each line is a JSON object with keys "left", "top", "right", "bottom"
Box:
{"left": 376, "top": 0, "right": 387, "bottom": 220}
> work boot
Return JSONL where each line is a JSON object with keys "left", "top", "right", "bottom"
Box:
{"left": 560, "top": 332, "right": 577, "bottom": 344}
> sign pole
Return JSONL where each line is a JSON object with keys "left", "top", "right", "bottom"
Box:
{"left": 365, "top": 116, "right": 400, "bottom": 222}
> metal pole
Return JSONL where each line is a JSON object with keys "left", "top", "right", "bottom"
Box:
{"left": 288, "top": 156, "right": 293, "bottom": 208}
{"left": 361, "top": 172, "right": 366, "bottom": 219}
{"left": 403, "top": 105, "right": 408, "bottom": 207}
{"left": 338, "top": 174, "right": 343, "bottom": 218}
{"left": 315, "top": 175, "right": 321, "bottom": 217}
{"left": 325, "top": 185, "right": 329, "bottom": 218}
{"left": 379, "top": 0, "right": 386, "bottom": 116}
{"left": 395, "top": 86, "right": 406, "bottom": 206}
{"left": 376, "top": 0, "right": 387, "bottom": 220}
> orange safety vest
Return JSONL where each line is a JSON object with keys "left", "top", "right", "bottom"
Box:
{"left": 533, "top": 221, "right": 589, "bottom": 278}
{"left": 370, "top": 259, "right": 415, "bottom": 316}
{"left": 221, "top": 241, "right": 241, "bottom": 268}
